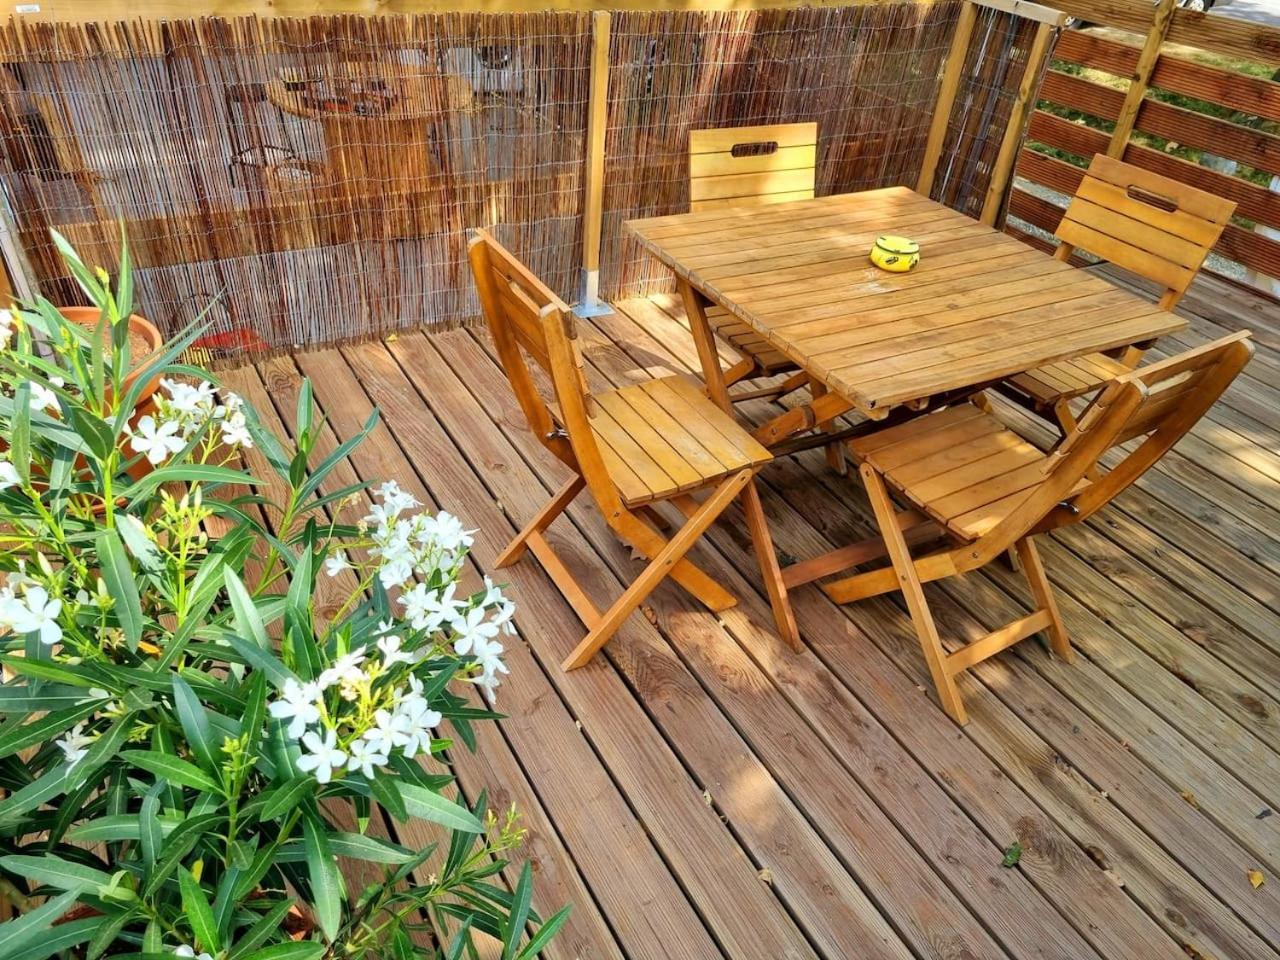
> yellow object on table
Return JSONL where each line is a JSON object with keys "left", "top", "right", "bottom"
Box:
{"left": 870, "top": 235, "right": 920, "bottom": 272}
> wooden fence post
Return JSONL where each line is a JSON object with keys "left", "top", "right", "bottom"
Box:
{"left": 916, "top": 1, "right": 978, "bottom": 198}
{"left": 0, "top": 192, "right": 38, "bottom": 304}
{"left": 1106, "top": 0, "right": 1176, "bottom": 158}
{"left": 573, "top": 9, "right": 612, "bottom": 318}
{"left": 980, "top": 12, "right": 1063, "bottom": 225}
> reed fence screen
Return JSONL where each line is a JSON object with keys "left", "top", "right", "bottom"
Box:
{"left": 0, "top": 3, "right": 1045, "bottom": 359}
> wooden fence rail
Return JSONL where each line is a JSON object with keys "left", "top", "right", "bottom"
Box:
{"left": 1008, "top": 0, "right": 1280, "bottom": 294}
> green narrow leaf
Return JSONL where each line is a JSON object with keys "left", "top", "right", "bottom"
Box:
{"left": 97, "top": 528, "right": 144, "bottom": 651}
{"left": 120, "top": 750, "right": 221, "bottom": 793}
{"left": 516, "top": 906, "right": 572, "bottom": 960}
{"left": 0, "top": 890, "right": 81, "bottom": 959}
{"left": 117, "top": 513, "right": 164, "bottom": 576}
{"left": 397, "top": 782, "right": 483, "bottom": 834}
{"left": 0, "top": 702, "right": 98, "bottom": 759}
{"left": 259, "top": 776, "right": 313, "bottom": 822}
{"left": 226, "top": 898, "right": 296, "bottom": 960}
{"left": 302, "top": 809, "right": 345, "bottom": 942}
{"left": 294, "top": 408, "right": 379, "bottom": 504}
{"left": 241, "top": 944, "right": 325, "bottom": 960}
{"left": 0, "top": 714, "right": 132, "bottom": 826}
{"left": 224, "top": 569, "right": 270, "bottom": 649}
{"left": 172, "top": 674, "right": 218, "bottom": 775}
{"left": 139, "top": 781, "right": 164, "bottom": 866}
{"left": 4, "top": 916, "right": 97, "bottom": 960}
{"left": 502, "top": 861, "right": 535, "bottom": 958}
{"left": 87, "top": 906, "right": 138, "bottom": 960}
{"left": 179, "top": 866, "right": 220, "bottom": 953}
{"left": 10, "top": 381, "right": 31, "bottom": 485}
{"left": 368, "top": 772, "right": 407, "bottom": 822}
{"left": 0, "top": 854, "right": 113, "bottom": 892}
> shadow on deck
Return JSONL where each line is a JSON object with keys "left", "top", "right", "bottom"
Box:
{"left": 223, "top": 269, "right": 1280, "bottom": 960}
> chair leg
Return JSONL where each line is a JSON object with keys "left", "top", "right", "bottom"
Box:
{"left": 862, "top": 464, "right": 967, "bottom": 724}
{"left": 739, "top": 477, "right": 800, "bottom": 651}
{"left": 563, "top": 470, "right": 753, "bottom": 670}
{"left": 615, "top": 509, "right": 737, "bottom": 613}
{"left": 1014, "top": 537, "right": 1073, "bottom": 663}
{"left": 496, "top": 475, "right": 584, "bottom": 567}
{"left": 809, "top": 379, "right": 847, "bottom": 476}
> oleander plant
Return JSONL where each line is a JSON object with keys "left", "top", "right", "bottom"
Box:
{"left": 0, "top": 233, "right": 565, "bottom": 960}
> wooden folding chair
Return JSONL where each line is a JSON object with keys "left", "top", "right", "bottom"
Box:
{"left": 1000, "top": 154, "right": 1236, "bottom": 441}
{"left": 687, "top": 122, "right": 817, "bottom": 403}
{"left": 467, "top": 229, "right": 800, "bottom": 670}
{"left": 817, "top": 332, "right": 1253, "bottom": 724}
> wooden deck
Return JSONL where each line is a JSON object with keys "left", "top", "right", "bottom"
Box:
{"left": 223, "top": 269, "right": 1280, "bottom": 960}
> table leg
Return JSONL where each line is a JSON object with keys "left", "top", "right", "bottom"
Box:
{"left": 678, "top": 278, "right": 732, "bottom": 412}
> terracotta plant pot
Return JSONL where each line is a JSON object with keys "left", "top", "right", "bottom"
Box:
{"left": 59, "top": 307, "right": 165, "bottom": 485}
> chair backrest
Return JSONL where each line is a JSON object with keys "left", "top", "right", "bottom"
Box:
{"left": 466, "top": 230, "right": 620, "bottom": 509}
{"left": 1054, "top": 154, "right": 1236, "bottom": 310}
{"left": 972, "top": 332, "right": 1253, "bottom": 558}
{"left": 688, "top": 122, "right": 817, "bottom": 213}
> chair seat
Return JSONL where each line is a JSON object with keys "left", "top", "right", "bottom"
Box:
{"left": 849, "top": 404, "right": 1088, "bottom": 541}
{"left": 1007, "top": 352, "right": 1131, "bottom": 405}
{"left": 556, "top": 374, "right": 772, "bottom": 507}
{"left": 706, "top": 305, "right": 797, "bottom": 374}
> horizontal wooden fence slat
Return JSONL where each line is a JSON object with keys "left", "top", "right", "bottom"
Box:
{"left": 1052, "top": 0, "right": 1280, "bottom": 66}
{"left": 1133, "top": 99, "right": 1280, "bottom": 176}
{"left": 1039, "top": 70, "right": 1124, "bottom": 117}
{"left": 1152, "top": 56, "right": 1280, "bottom": 125}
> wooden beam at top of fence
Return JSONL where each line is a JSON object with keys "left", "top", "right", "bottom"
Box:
{"left": 8, "top": 0, "right": 958, "bottom": 24}
{"left": 574, "top": 9, "right": 610, "bottom": 318}
{"left": 915, "top": 0, "right": 978, "bottom": 198}
{"left": 1107, "top": 0, "right": 1176, "bottom": 158}
{"left": 980, "top": 17, "right": 1061, "bottom": 226}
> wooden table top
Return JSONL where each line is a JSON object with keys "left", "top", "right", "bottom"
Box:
{"left": 626, "top": 187, "right": 1187, "bottom": 415}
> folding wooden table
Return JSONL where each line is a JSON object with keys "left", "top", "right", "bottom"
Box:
{"left": 625, "top": 187, "right": 1187, "bottom": 453}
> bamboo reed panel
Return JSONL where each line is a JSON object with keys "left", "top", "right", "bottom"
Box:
{"left": 598, "top": 2, "right": 967, "bottom": 301}
{"left": 0, "top": 12, "right": 592, "bottom": 358}
{"left": 0, "top": 2, "right": 1049, "bottom": 359}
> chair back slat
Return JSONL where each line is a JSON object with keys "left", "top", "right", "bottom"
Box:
{"left": 689, "top": 122, "right": 817, "bottom": 212}
{"left": 468, "top": 230, "right": 618, "bottom": 506}
{"left": 1054, "top": 332, "right": 1254, "bottom": 523}
{"left": 1055, "top": 154, "right": 1236, "bottom": 308}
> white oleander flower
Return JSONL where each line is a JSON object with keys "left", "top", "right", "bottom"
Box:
{"left": 319, "top": 647, "right": 367, "bottom": 690}
{"left": 0, "top": 309, "right": 13, "bottom": 349}
{"left": 400, "top": 581, "right": 467, "bottom": 634}
{"left": 425, "top": 510, "right": 475, "bottom": 554}
{"left": 128, "top": 415, "right": 185, "bottom": 465}
{"left": 469, "top": 634, "right": 509, "bottom": 702}
{"left": 323, "top": 551, "right": 351, "bottom": 578}
{"left": 7, "top": 586, "right": 62, "bottom": 646}
{"left": 376, "top": 632, "right": 413, "bottom": 668}
{"left": 395, "top": 686, "right": 442, "bottom": 759}
{"left": 56, "top": 721, "right": 94, "bottom": 769}
{"left": 363, "top": 707, "right": 411, "bottom": 757}
{"left": 220, "top": 411, "right": 253, "bottom": 448}
{"left": 346, "top": 737, "right": 389, "bottom": 779}
{"left": 28, "top": 378, "right": 61, "bottom": 414}
{"left": 174, "top": 945, "right": 214, "bottom": 960}
{"left": 267, "top": 679, "right": 323, "bottom": 739}
{"left": 452, "top": 604, "right": 500, "bottom": 658}
{"left": 296, "top": 729, "right": 347, "bottom": 784}
{"left": 0, "top": 459, "right": 19, "bottom": 492}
